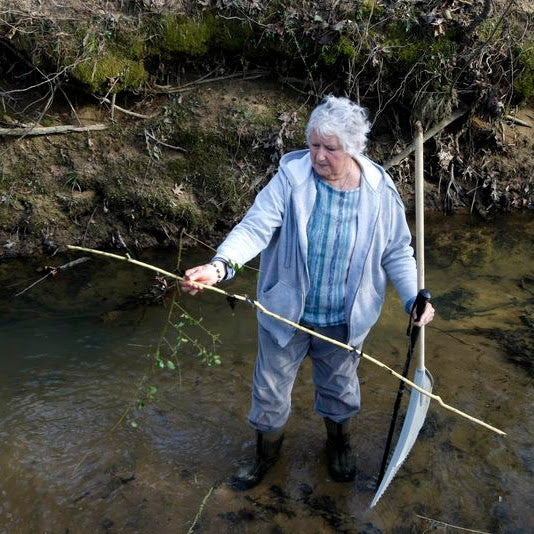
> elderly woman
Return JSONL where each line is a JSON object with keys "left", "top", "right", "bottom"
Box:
{"left": 180, "top": 96, "right": 434, "bottom": 489}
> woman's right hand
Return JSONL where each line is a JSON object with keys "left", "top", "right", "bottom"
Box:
{"left": 179, "top": 262, "right": 225, "bottom": 296}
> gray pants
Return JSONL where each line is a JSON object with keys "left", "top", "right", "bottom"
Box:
{"left": 249, "top": 323, "right": 361, "bottom": 432}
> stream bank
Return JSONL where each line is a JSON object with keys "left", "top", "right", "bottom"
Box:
{"left": 1, "top": 1, "right": 534, "bottom": 259}
{"left": 1, "top": 79, "right": 533, "bottom": 260}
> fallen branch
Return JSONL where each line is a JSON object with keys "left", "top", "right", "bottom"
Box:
{"left": 384, "top": 107, "right": 469, "bottom": 170}
{"left": 67, "top": 244, "right": 506, "bottom": 437}
{"left": 504, "top": 115, "right": 532, "bottom": 128}
{"left": 55, "top": 257, "right": 90, "bottom": 271}
{"left": 0, "top": 124, "right": 107, "bottom": 137}
{"left": 99, "top": 96, "right": 157, "bottom": 119}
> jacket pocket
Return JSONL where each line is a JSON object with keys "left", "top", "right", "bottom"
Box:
{"left": 259, "top": 280, "right": 302, "bottom": 322}
{"left": 351, "top": 284, "right": 385, "bottom": 333}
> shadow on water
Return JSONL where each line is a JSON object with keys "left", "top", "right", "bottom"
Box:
{"left": 0, "top": 213, "right": 533, "bottom": 532}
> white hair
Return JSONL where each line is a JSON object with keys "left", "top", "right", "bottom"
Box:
{"left": 305, "top": 95, "right": 370, "bottom": 157}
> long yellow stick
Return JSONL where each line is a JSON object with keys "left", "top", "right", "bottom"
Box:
{"left": 67, "top": 244, "right": 506, "bottom": 436}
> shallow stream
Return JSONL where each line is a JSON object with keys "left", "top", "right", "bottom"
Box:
{"left": 1, "top": 214, "right": 533, "bottom": 533}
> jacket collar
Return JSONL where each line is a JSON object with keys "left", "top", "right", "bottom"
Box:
{"left": 282, "top": 150, "right": 384, "bottom": 192}
{"left": 354, "top": 154, "right": 383, "bottom": 191}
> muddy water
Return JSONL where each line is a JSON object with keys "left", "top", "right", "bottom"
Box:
{"left": 1, "top": 214, "right": 533, "bottom": 533}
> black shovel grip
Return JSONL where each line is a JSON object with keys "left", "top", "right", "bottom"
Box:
{"left": 413, "top": 289, "right": 432, "bottom": 320}
{"left": 407, "top": 288, "right": 432, "bottom": 343}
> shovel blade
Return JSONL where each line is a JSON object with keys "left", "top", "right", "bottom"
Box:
{"left": 370, "top": 367, "right": 434, "bottom": 508}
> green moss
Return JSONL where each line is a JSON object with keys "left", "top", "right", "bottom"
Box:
{"left": 170, "top": 130, "right": 233, "bottom": 185}
{"left": 62, "top": 191, "right": 97, "bottom": 218}
{"left": 357, "top": 0, "right": 385, "bottom": 20}
{"left": 72, "top": 52, "right": 147, "bottom": 93}
{"left": 226, "top": 102, "right": 279, "bottom": 132}
{"left": 320, "top": 36, "right": 359, "bottom": 67}
{"left": 94, "top": 160, "right": 205, "bottom": 230}
{"left": 514, "top": 43, "right": 534, "bottom": 102}
{"left": 22, "top": 18, "right": 150, "bottom": 94}
{"left": 165, "top": 121, "right": 266, "bottom": 224}
{"left": 6, "top": 160, "right": 47, "bottom": 194}
{"left": 160, "top": 14, "right": 212, "bottom": 57}
{"left": 383, "top": 22, "right": 457, "bottom": 72}
{"left": 251, "top": 108, "right": 278, "bottom": 128}
{"left": 477, "top": 20, "right": 503, "bottom": 41}
{"left": 39, "top": 116, "right": 55, "bottom": 127}
{"left": 114, "top": 30, "right": 146, "bottom": 61}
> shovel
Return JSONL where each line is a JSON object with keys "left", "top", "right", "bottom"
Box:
{"left": 371, "top": 122, "right": 434, "bottom": 508}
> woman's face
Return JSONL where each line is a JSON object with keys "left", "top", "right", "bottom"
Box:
{"left": 309, "top": 131, "right": 354, "bottom": 185}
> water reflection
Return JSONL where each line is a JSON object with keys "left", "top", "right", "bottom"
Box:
{"left": 0, "top": 214, "right": 533, "bottom": 532}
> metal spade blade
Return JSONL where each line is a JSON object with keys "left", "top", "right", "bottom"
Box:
{"left": 370, "top": 367, "right": 433, "bottom": 507}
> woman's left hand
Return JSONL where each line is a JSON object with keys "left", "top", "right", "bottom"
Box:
{"left": 412, "top": 302, "right": 435, "bottom": 326}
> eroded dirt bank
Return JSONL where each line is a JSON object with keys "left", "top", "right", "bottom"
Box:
{"left": 0, "top": 80, "right": 310, "bottom": 257}
{"left": 1, "top": 0, "right": 534, "bottom": 258}
{"left": 1, "top": 80, "right": 533, "bottom": 260}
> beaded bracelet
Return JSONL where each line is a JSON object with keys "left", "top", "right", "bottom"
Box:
{"left": 210, "top": 262, "right": 224, "bottom": 283}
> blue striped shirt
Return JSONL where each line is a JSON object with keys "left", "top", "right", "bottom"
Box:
{"left": 302, "top": 175, "right": 360, "bottom": 326}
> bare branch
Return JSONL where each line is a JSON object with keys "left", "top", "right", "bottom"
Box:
{"left": 99, "top": 96, "right": 158, "bottom": 119}
{"left": 504, "top": 115, "right": 532, "bottom": 128}
{"left": 384, "top": 107, "right": 469, "bottom": 170}
{"left": 0, "top": 124, "right": 107, "bottom": 136}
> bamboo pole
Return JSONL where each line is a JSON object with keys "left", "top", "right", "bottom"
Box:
{"left": 67, "top": 245, "right": 506, "bottom": 436}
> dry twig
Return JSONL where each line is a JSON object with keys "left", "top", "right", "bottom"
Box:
{"left": 416, "top": 513, "right": 492, "bottom": 534}
{"left": 99, "top": 96, "right": 158, "bottom": 120}
{"left": 187, "top": 486, "right": 214, "bottom": 534}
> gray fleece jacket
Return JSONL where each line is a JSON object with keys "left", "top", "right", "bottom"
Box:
{"left": 215, "top": 149, "right": 417, "bottom": 348}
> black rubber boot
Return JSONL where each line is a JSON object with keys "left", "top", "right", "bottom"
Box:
{"left": 324, "top": 417, "right": 356, "bottom": 482}
{"left": 229, "top": 430, "right": 284, "bottom": 491}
